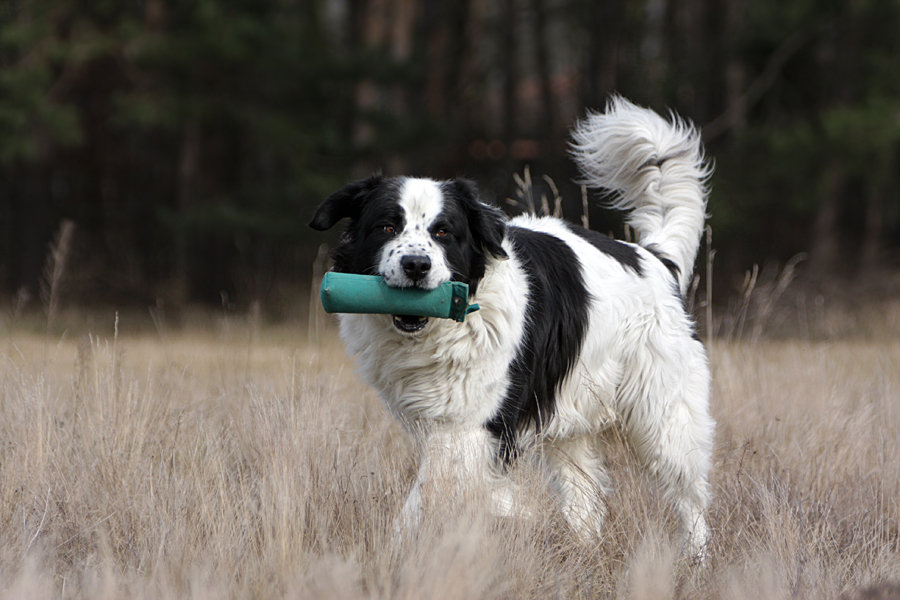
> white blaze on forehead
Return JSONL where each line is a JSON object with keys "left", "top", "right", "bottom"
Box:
{"left": 398, "top": 178, "right": 445, "bottom": 228}
{"left": 378, "top": 177, "right": 453, "bottom": 289}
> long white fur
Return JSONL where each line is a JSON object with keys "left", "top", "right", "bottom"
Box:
{"left": 570, "top": 95, "right": 710, "bottom": 296}
{"left": 338, "top": 97, "right": 714, "bottom": 558}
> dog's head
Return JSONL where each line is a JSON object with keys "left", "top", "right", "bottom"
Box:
{"left": 310, "top": 175, "right": 507, "bottom": 332}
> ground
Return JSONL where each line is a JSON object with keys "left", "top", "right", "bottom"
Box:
{"left": 1, "top": 315, "right": 898, "bottom": 599}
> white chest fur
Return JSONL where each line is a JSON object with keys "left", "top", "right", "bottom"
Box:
{"left": 338, "top": 248, "right": 527, "bottom": 430}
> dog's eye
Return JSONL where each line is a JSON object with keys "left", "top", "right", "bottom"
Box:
{"left": 435, "top": 229, "right": 449, "bottom": 238}
{"left": 383, "top": 225, "right": 396, "bottom": 234}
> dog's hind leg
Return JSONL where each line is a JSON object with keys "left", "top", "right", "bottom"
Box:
{"left": 620, "top": 342, "right": 714, "bottom": 560}
{"left": 542, "top": 435, "right": 612, "bottom": 542}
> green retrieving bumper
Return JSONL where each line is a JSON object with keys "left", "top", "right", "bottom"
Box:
{"left": 319, "top": 272, "right": 480, "bottom": 323}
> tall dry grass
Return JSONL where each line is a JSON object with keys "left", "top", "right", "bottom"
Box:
{"left": 1, "top": 315, "right": 899, "bottom": 599}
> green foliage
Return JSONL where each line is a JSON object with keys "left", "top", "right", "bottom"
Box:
{"left": 0, "top": 3, "right": 83, "bottom": 161}
{"left": 112, "top": 0, "right": 357, "bottom": 232}
{"left": 708, "top": 0, "right": 900, "bottom": 259}
{"left": 0, "top": 0, "right": 446, "bottom": 305}
{"left": 3, "top": 0, "right": 900, "bottom": 305}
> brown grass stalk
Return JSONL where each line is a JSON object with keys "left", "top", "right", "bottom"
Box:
{"left": 40, "top": 220, "right": 76, "bottom": 334}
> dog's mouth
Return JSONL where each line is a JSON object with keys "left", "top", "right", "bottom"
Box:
{"left": 392, "top": 314, "right": 429, "bottom": 333}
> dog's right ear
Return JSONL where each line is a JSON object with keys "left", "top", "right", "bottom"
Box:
{"left": 309, "top": 175, "right": 383, "bottom": 231}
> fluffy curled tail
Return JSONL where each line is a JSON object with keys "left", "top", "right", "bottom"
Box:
{"left": 570, "top": 96, "right": 710, "bottom": 296}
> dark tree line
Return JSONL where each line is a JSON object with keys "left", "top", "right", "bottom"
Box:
{"left": 2, "top": 0, "right": 899, "bottom": 315}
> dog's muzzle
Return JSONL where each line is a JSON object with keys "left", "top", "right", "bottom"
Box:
{"left": 400, "top": 255, "right": 431, "bottom": 284}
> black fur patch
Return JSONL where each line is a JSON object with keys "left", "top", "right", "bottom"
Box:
{"left": 438, "top": 180, "right": 507, "bottom": 297}
{"left": 645, "top": 244, "right": 681, "bottom": 282}
{"left": 565, "top": 224, "right": 644, "bottom": 276}
{"left": 485, "top": 227, "right": 590, "bottom": 463}
{"left": 310, "top": 176, "right": 405, "bottom": 276}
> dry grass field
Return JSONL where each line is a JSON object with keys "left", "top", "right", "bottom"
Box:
{"left": 1, "top": 311, "right": 899, "bottom": 599}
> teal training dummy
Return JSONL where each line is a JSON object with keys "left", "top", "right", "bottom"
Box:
{"left": 319, "top": 272, "right": 480, "bottom": 323}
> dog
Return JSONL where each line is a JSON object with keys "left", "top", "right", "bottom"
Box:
{"left": 310, "top": 97, "right": 714, "bottom": 557}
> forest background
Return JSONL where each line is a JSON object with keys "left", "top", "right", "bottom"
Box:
{"left": 2, "top": 3, "right": 900, "bottom": 598}
{"left": 2, "top": 0, "right": 900, "bottom": 330}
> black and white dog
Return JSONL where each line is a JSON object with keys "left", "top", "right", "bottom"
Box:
{"left": 310, "top": 97, "right": 714, "bottom": 557}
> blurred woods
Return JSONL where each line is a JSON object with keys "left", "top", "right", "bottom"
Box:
{"left": 1, "top": 0, "right": 899, "bottom": 316}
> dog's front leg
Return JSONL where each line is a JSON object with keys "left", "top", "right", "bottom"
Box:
{"left": 393, "top": 467, "right": 424, "bottom": 542}
{"left": 392, "top": 426, "right": 498, "bottom": 542}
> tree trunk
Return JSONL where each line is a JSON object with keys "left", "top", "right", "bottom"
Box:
{"left": 808, "top": 160, "right": 843, "bottom": 279}
{"left": 533, "top": 0, "right": 554, "bottom": 141}
{"left": 502, "top": 0, "right": 517, "bottom": 144}
{"left": 723, "top": 0, "right": 746, "bottom": 132}
{"left": 444, "top": 0, "right": 472, "bottom": 125}
{"left": 860, "top": 185, "right": 884, "bottom": 275}
{"left": 174, "top": 120, "right": 200, "bottom": 303}
{"left": 501, "top": 0, "right": 518, "bottom": 177}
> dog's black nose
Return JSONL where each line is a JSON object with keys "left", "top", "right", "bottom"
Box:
{"left": 400, "top": 255, "right": 431, "bottom": 282}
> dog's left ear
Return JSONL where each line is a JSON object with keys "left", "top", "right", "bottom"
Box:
{"left": 449, "top": 179, "right": 509, "bottom": 260}
{"left": 310, "top": 175, "right": 383, "bottom": 231}
{"left": 473, "top": 202, "right": 509, "bottom": 260}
